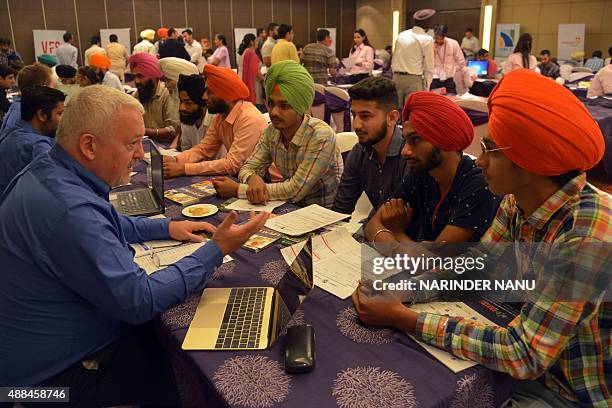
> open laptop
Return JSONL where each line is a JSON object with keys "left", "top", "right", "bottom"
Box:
{"left": 182, "top": 240, "right": 314, "bottom": 351}
{"left": 110, "top": 140, "right": 164, "bottom": 217}
{"left": 468, "top": 60, "right": 489, "bottom": 77}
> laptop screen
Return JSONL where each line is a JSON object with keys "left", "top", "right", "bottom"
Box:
{"left": 468, "top": 60, "right": 488, "bottom": 76}
{"left": 149, "top": 141, "right": 164, "bottom": 202}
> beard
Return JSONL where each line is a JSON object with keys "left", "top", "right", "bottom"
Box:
{"left": 207, "top": 98, "right": 229, "bottom": 114}
{"left": 357, "top": 121, "right": 387, "bottom": 147}
{"left": 180, "top": 106, "right": 204, "bottom": 125}
{"left": 409, "top": 147, "right": 443, "bottom": 174}
{"left": 136, "top": 79, "right": 157, "bottom": 104}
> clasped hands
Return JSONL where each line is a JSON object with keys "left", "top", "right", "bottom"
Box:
{"left": 212, "top": 174, "right": 269, "bottom": 204}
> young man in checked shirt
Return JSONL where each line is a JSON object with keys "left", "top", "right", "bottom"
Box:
{"left": 353, "top": 69, "right": 610, "bottom": 407}
{"left": 213, "top": 60, "right": 343, "bottom": 208}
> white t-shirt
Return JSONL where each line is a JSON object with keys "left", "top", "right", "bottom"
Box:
{"left": 180, "top": 111, "right": 214, "bottom": 151}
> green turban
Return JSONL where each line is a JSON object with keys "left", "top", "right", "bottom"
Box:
{"left": 37, "top": 54, "right": 57, "bottom": 67}
{"left": 265, "top": 60, "right": 314, "bottom": 115}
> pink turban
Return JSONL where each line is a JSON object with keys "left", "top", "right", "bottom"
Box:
{"left": 402, "top": 91, "right": 474, "bottom": 151}
{"left": 128, "top": 53, "right": 163, "bottom": 79}
{"left": 488, "top": 69, "right": 604, "bottom": 175}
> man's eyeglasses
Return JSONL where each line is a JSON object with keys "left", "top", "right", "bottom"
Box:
{"left": 480, "top": 139, "right": 511, "bottom": 155}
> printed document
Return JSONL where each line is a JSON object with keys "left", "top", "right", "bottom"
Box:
{"left": 265, "top": 204, "right": 349, "bottom": 236}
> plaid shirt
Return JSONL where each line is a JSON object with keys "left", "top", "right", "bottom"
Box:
{"left": 238, "top": 115, "right": 343, "bottom": 208}
{"left": 302, "top": 42, "right": 337, "bottom": 85}
{"left": 415, "top": 174, "right": 611, "bottom": 406}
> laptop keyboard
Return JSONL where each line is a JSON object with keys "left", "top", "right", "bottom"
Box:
{"left": 119, "top": 190, "right": 155, "bottom": 213}
{"left": 214, "top": 288, "right": 266, "bottom": 349}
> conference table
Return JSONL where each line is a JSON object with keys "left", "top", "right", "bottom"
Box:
{"left": 117, "top": 160, "right": 517, "bottom": 407}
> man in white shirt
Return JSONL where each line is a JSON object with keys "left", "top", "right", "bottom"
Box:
{"left": 182, "top": 29, "right": 204, "bottom": 72}
{"left": 392, "top": 9, "right": 435, "bottom": 107}
{"left": 84, "top": 36, "right": 106, "bottom": 66}
{"left": 176, "top": 74, "right": 214, "bottom": 151}
{"left": 89, "top": 54, "right": 123, "bottom": 91}
{"left": 55, "top": 32, "right": 79, "bottom": 69}
{"left": 261, "top": 23, "right": 279, "bottom": 68}
{"left": 431, "top": 24, "right": 465, "bottom": 94}
{"left": 460, "top": 28, "right": 479, "bottom": 60}
{"left": 133, "top": 30, "right": 156, "bottom": 56}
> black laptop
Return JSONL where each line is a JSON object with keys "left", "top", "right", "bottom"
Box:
{"left": 110, "top": 140, "right": 165, "bottom": 217}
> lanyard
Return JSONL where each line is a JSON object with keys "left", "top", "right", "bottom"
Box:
{"left": 431, "top": 185, "right": 451, "bottom": 229}
{"left": 435, "top": 42, "right": 447, "bottom": 68}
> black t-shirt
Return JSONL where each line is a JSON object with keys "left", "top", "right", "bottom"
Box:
{"left": 393, "top": 155, "right": 500, "bottom": 242}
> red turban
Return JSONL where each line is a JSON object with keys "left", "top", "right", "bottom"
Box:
{"left": 128, "top": 53, "right": 163, "bottom": 79}
{"left": 488, "top": 69, "right": 604, "bottom": 175}
{"left": 157, "top": 28, "right": 168, "bottom": 39}
{"left": 402, "top": 91, "right": 474, "bottom": 151}
{"left": 89, "top": 53, "right": 111, "bottom": 69}
{"left": 204, "top": 64, "right": 249, "bottom": 101}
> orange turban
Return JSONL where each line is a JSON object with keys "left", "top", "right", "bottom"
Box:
{"left": 488, "top": 69, "right": 604, "bottom": 175}
{"left": 157, "top": 28, "right": 168, "bottom": 39}
{"left": 89, "top": 53, "right": 111, "bottom": 69}
{"left": 204, "top": 64, "right": 249, "bottom": 101}
{"left": 402, "top": 91, "right": 474, "bottom": 151}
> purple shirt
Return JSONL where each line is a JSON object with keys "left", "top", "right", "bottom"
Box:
{"left": 210, "top": 46, "right": 230, "bottom": 68}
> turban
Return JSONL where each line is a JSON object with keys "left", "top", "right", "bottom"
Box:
{"left": 402, "top": 91, "right": 473, "bottom": 151}
{"left": 203, "top": 64, "right": 249, "bottom": 101}
{"left": 140, "top": 29, "right": 155, "bottom": 41}
{"left": 159, "top": 57, "right": 199, "bottom": 81}
{"left": 264, "top": 60, "right": 314, "bottom": 115}
{"left": 413, "top": 9, "right": 436, "bottom": 21}
{"left": 178, "top": 74, "right": 206, "bottom": 106}
{"left": 488, "top": 69, "right": 604, "bottom": 175}
{"left": 37, "top": 54, "right": 57, "bottom": 67}
{"left": 89, "top": 54, "right": 111, "bottom": 69}
{"left": 128, "top": 53, "right": 163, "bottom": 79}
{"left": 157, "top": 28, "right": 168, "bottom": 39}
{"left": 56, "top": 64, "right": 76, "bottom": 78}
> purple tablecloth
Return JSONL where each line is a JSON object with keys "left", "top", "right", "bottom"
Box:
{"left": 463, "top": 104, "right": 612, "bottom": 178}
{"left": 123, "top": 166, "right": 516, "bottom": 407}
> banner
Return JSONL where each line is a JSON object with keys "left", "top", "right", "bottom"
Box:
{"left": 494, "top": 24, "right": 520, "bottom": 58}
{"left": 317, "top": 27, "right": 337, "bottom": 57}
{"left": 100, "top": 28, "right": 132, "bottom": 56}
{"left": 557, "top": 24, "right": 585, "bottom": 61}
{"left": 32, "top": 30, "right": 65, "bottom": 58}
{"left": 234, "top": 28, "right": 256, "bottom": 73}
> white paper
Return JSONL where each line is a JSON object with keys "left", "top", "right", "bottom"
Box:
{"left": 134, "top": 240, "right": 233, "bottom": 275}
{"left": 280, "top": 240, "right": 307, "bottom": 266}
{"left": 342, "top": 57, "right": 355, "bottom": 69}
{"left": 408, "top": 302, "right": 497, "bottom": 372}
{"left": 265, "top": 204, "right": 349, "bottom": 236}
{"left": 143, "top": 148, "right": 180, "bottom": 163}
{"left": 225, "top": 199, "right": 286, "bottom": 212}
{"left": 314, "top": 246, "right": 363, "bottom": 299}
{"left": 324, "top": 221, "right": 363, "bottom": 235}
{"left": 130, "top": 239, "right": 183, "bottom": 258}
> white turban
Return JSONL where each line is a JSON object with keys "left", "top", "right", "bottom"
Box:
{"left": 158, "top": 57, "right": 199, "bottom": 81}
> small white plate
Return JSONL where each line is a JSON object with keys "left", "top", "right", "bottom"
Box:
{"left": 182, "top": 204, "right": 218, "bottom": 218}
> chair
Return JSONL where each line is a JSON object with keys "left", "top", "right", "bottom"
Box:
{"left": 262, "top": 112, "right": 271, "bottom": 124}
{"left": 324, "top": 87, "right": 352, "bottom": 132}
{"left": 336, "top": 132, "right": 358, "bottom": 153}
{"left": 310, "top": 83, "right": 326, "bottom": 120}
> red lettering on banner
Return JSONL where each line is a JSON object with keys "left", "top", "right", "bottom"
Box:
{"left": 40, "top": 41, "right": 61, "bottom": 54}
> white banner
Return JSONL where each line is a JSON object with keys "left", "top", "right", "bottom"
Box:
{"left": 317, "top": 27, "right": 337, "bottom": 57}
{"left": 557, "top": 24, "right": 585, "bottom": 61}
{"left": 494, "top": 24, "right": 520, "bottom": 58}
{"left": 234, "top": 28, "right": 257, "bottom": 73}
{"left": 32, "top": 30, "right": 65, "bottom": 58}
{"left": 100, "top": 28, "right": 132, "bottom": 56}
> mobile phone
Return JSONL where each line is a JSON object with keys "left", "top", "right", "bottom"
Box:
{"left": 284, "top": 324, "right": 315, "bottom": 374}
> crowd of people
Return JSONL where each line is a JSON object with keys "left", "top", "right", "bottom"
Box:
{"left": 0, "top": 8, "right": 610, "bottom": 408}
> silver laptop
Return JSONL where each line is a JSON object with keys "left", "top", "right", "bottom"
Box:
{"left": 183, "top": 239, "right": 314, "bottom": 351}
{"left": 110, "top": 140, "right": 164, "bottom": 217}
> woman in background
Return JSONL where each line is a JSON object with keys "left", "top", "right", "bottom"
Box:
{"left": 208, "top": 34, "right": 231, "bottom": 68}
{"left": 502, "top": 33, "right": 538, "bottom": 74}
{"left": 346, "top": 28, "right": 374, "bottom": 83}
{"left": 238, "top": 33, "right": 264, "bottom": 110}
